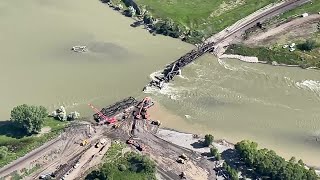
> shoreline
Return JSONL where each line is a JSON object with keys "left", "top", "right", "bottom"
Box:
{"left": 219, "top": 53, "right": 320, "bottom": 69}
{"left": 156, "top": 127, "right": 320, "bottom": 176}
{"left": 147, "top": 101, "right": 320, "bottom": 171}
{"left": 101, "top": 0, "right": 320, "bottom": 70}
{"left": 97, "top": 0, "right": 320, "bottom": 172}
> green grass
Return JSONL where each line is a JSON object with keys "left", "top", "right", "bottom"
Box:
{"left": 280, "top": 0, "right": 320, "bottom": 19}
{"left": 86, "top": 143, "right": 156, "bottom": 180}
{"left": 226, "top": 44, "right": 303, "bottom": 65}
{"left": 226, "top": 43, "right": 320, "bottom": 68}
{"left": 135, "top": 0, "right": 279, "bottom": 35}
{"left": 0, "top": 118, "right": 67, "bottom": 168}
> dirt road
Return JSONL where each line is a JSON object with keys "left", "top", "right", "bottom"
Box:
{"left": 205, "top": 0, "right": 311, "bottom": 55}
{"left": 0, "top": 135, "right": 62, "bottom": 178}
{"left": 245, "top": 14, "right": 320, "bottom": 45}
{"left": 105, "top": 115, "right": 216, "bottom": 180}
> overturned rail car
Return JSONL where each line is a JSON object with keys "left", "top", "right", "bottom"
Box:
{"left": 93, "top": 97, "right": 138, "bottom": 121}
{"left": 144, "top": 41, "right": 215, "bottom": 90}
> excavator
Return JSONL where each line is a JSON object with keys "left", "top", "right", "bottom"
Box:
{"left": 134, "top": 97, "right": 154, "bottom": 119}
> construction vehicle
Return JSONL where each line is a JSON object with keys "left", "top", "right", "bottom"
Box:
{"left": 88, "top": 103, "right": 117, "bottom": 125}
{"left": 112, "top": 123, "right": 121, "bottom": 129}
{"left": 151, "top": 120, "right": 161, "bottom": 126}
{"left": 81, "top": 139, "right": 89, "bottom": 146}
{"left": 134, "top": 97, "right": 154, "bottom": 119}
{"left": 95, "top": 138, "right": 107, "bottom": 148}
{"left": 179, "top": 172, "right": 187, "bottom": 179}
{"left": 180, "top": 153, "right": 189, "bottom": 161}
{"left": 126, "top": 139, "right": 144, "bottom": 151}
{"left": 95, "top": 142, "right": 101, "bottom": 148}
{"left": 176, "top": 158, "right": 185, "bottom": 164}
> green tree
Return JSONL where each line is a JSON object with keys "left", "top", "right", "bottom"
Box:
{"left": 210, "top": 146, "right": 218, "bottom": 157}
{"left": 216, "top": 153, "right": 222, "bottom": 161}
{"left": 0, "top": 146, "right": 9, "bottom": 159}
{"left": 10, "top": 104, "right": 48, "bottom": 134}
{"left": 118, "top": 164, "right": 127, "bottom": 171}
{"left": 204, "top": 134, "right": 214, "bottom": 146}
{"left": 298, "top": 40, "right": 317, "bottom": 51}
{"left": 235, "top": 140, "right": 318, "bottom": 180}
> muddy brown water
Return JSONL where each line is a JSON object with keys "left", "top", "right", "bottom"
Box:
{"left": 0, "top": 0, "right": 193, "bottom": 119}
{"left": 1, "top": 0, "right": 320, "bottom": 167}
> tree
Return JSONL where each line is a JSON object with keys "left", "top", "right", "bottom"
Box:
{"left": 10, "top": 104, "right": 48, "bottom": 134}
{"left": 216, "top": 153, "right": 222, "bottom": 161}
{"left": 118, "top": 164, "right": 127, "bottom": 171}
{"left": 235, "top": 140, "right": 318, "bottom": 180}
{"left": 0, "top": 146, "right": 9, "bottom": 159}
{"left": 210, "top": 146, "right": 218, "bottom": 157}
{"left": 297, "top": 40, "right": 317, "bottom": 51}
{"left": 204, "top": 134, "right": 214, "bottom": 146}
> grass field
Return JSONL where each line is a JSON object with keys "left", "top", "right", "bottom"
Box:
{"left": 226, "top": 40, "right": 320, "bottom": 68}
{"left": 226, "top": 44, "right": 302, "bottom": 65}
{"left": 135, "top": 0, "right": 279, "bottom": 35}
{"left": 86, "top": 142, "right": 156, "bottom": 180}
{"left": 0, "top": 118, "right": 67, "bottom": 168}
{"left": 280, "top": 0, "right": 320, "bottom": 19}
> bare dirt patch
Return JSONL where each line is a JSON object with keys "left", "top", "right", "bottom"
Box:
{"left": 36, "top": 127, "right": 51, "bottom": 137}
{"left": 244, "top": 14, "right": 320, "bottom": 46}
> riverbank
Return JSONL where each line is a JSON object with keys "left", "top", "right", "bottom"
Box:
{"left": 149, "top": 102, "right": 320, "bottom": 169}
{"left": 231, "top": 13, "right": 320, "bottom": 69}
{"left": 100, "top": 0, "right": 284, "bottom": 44}
{"left": 0, "top": 118, "right": 67, "bottom": 168}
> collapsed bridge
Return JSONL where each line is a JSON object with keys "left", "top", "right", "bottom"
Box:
{"left": 144, "top": 41, "right": 215, "bottom": 90}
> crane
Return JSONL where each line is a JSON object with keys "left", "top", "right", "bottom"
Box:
{"left": 88, "top": 103, "right": 116, "bottom": 124}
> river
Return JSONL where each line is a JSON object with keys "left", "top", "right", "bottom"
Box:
{"left": 1, "top": 0, "right": 320, "bottom": 166}
{"left": 0, "top": 0, "right": 193, "bottom": 119}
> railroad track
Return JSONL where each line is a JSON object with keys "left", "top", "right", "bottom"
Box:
{"left": 212, "top": 0, "right": 310, "bottom": 44}
{"left": 145, "top": 0, "right": 310, "bottom": 90}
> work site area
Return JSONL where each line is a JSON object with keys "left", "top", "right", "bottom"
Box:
{"left": 0, "top": 97, "right": 216, "bottom": 180}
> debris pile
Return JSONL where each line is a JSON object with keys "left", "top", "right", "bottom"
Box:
{"left": 71, "top": 46, "right": 88, "bottom": 53}
{"left": 50, "top": 106, "right": 80, "bottom": 121}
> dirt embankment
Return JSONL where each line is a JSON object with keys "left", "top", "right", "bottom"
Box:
{"left": 245, "top": 14, "right": 320, "bottom": 46}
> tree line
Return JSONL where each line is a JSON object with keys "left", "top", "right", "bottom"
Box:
{"left": 235, "top": 140, "right": 318, "bottom": 180}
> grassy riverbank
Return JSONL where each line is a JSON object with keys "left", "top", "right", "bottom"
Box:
{"left": 136, "top": 0, "right": 278, "bottom": 35}
{"left": 105, "top": 0, "right": 280, "bottom": 43}
{"left": 0, "top": 118, "right": 67, "bottom": 168}
{"left": 226, "top": 43, "right": 320, "bottom": 68}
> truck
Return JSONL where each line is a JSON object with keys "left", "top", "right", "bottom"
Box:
{"left": 126, "top": 139, "right": 145, "bottom": 151}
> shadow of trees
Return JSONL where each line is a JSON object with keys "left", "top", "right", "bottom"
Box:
{"left": 190, "top": 140, "right": 205, "bottom": 149}
{"left": 0, "top": 120, "right": 26, "bottom": 139}
{"left": 222, "top": 149, "right": 261, "bottom": 180}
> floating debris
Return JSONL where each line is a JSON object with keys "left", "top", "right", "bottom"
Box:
{"left": 71, "top": 46, "right": 88, "bottom": 53}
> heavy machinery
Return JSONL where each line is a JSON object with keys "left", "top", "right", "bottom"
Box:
{"left": 95, "top": 138, "right": 107, "bottom": 148}
{"left": 134, "top": 97, "right": 154, "bottom": 119}
{"left": 176, "top": 158, "right": 185, "bottom": 164}
{"left": 179, "top": 172, "right": 187, "bottom": 179}
{"left": 80, "top": 139, "right": 89, "bottom": 146}
{"left": 88, "top": 103, "right": 117, "bottom": 125}
{"left": 180, "top": 154, "right": 189, "bottom": 161}
{"left": 151, "top": 120, "right": 161, "bottom": 126}
{"left": 112, "top": 123, "right": 121, "bottom": 129}
{"left": 126, "top": 139, "right": 145, "bottom": 151}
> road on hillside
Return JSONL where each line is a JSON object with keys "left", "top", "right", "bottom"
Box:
{"left": 0, "top": 137, "right": 62, "bottom": 177}
{"left": 207, "top": 0, "right": 311, "bottom": 54}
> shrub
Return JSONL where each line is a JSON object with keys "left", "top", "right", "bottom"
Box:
{"left": 204, "top": 134, "right": 214, "bottom": 146}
